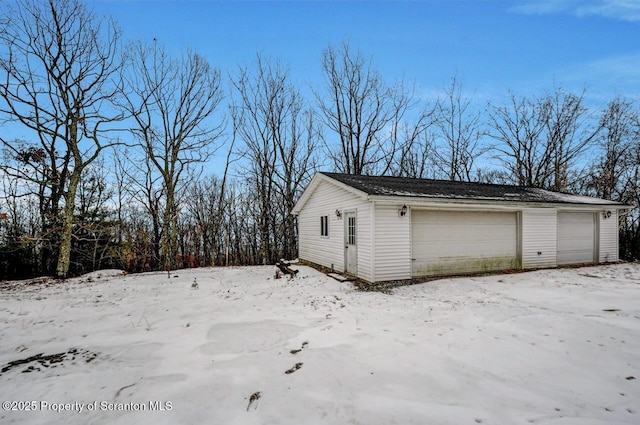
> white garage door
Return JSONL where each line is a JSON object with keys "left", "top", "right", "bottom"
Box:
{"left": 557, "top": 212, "right": 595, "bottom": 265}
{"left": 411, "top": 210, "right": 518, "bottom": 277}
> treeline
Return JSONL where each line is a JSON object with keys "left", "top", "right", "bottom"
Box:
{"left": 0, "top": 0, "right": 638, "bottom": 279}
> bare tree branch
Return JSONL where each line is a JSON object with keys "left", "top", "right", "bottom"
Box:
{"left": 0, "top": 0, "right": 124, "bottom": 277}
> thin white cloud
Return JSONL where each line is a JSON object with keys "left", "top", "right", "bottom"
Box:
{"left": 556, "top": 53, "right": 640, "bottom": 101}
{"left": 577, "top": 0, "right": 640, "bottom": 22}
{"left": 586, "top": 52, "right": 640, "bottom": 81}
{"left": 510, "top": 0, "right": 573, "bottom": 15}
{"left": 511, "top": 0, "right": 640, "bottom": 22}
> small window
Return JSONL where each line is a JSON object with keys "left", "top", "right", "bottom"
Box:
{"left": 348, "top": 216, "right": 356, "bottom": 245}
{"left": 320, "top": 215, "right": 329, "bottom": 237}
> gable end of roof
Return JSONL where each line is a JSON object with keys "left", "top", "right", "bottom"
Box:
{"left": 292, "top": 173, "right": 370, "bottom": 214}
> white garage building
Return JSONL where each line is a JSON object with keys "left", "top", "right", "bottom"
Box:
{"left": 292, "top": 173, "right": 630, "bottom": 283}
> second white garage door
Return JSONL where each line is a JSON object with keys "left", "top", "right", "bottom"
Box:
{"left": 411, "top": 210, "right": 519, "bottom": 277}
{"left": 557, "top": 212, "right": 596, "bottom": 265}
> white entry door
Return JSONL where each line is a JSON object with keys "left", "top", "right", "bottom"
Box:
{"left": 344, "top": 212, "right": 357, "bottom": 275}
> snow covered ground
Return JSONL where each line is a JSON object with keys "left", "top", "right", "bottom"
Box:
{"left": 0, "top": 263, "right": 639, "bottom": 425}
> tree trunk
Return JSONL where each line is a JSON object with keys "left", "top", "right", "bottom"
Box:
{"left": 162, "top": 184, "right": 178, "bottom": 273}
{"left": 56, "top": 170, "right": 81, "bottom": 278}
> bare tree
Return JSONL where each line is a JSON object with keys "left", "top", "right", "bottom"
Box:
{"left": 433, "top": 77, "right": 486, "bottom": 181}
{"left": 113, "top": 144, "right": 164, "bottom": 268}
{"left": 231, "top": 54, "right": 318, "bottom": 264}
{"left": 489, "top": 87, "right": 601, "bottom": 192}
{"left": 388, "top": 120, "right": 437, "bottom": 178}
{"left": 73, "top": 160, "right": 120, "bottom": 273}
{"left": 488, "top": 92, "right": 552, "bottom": 187}
{"left": 230, "top": 58, "right": 277, "bottom": 265}
{"left": 580, "top": 97, "right": 640, "bottom": 260}
{"left": 587, "top": 97, "right": 639, "bottom": 200}
{"left": 315, "top": 42, "right": 412, "bottom": 175}
{"left": 184, "top": 132, "right": 237, "bottom": 268}
{"left": 0, "top": 0, "right": 123, "bottom": 277}
{"left": 0, "top": 139, "right": 61, "bottom": 273}
{"left": 0, "top": 173, "right": 39, "bottom": 278}
{"left": 542, "top": 87, "right": 600, "bottom": 191}
{"left": 122, "top": 41, "right": 224, "bottom": 273}
{"left": 185, "top": 176, "right": 222, "bottom": 266}
{"left": 622, "top": 146, "right": 640, "bottom": 259}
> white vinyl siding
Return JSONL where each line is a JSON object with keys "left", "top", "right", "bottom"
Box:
{"left": 521, "top": 209, "right": 558, "bottom": 269}
{"left": 354, "top": 207, "right": 372, "bottom": 280}
{"left": 297, "top": 180, "right": 373, "bottom": 281}
{"left": 411, "top": 210, "right": 518, "bottom": 277}
{"left": 557, "top": 212, "right": 596, "bottom": 265}
{"left": 372, "top": 204, "right": 411, "bottom": 282}
{"left": 599, "top": 209, "right": 618, "bottom": 263}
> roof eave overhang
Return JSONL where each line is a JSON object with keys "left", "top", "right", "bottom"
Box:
{"left": 368, "top": 195, "right": 632, "bottom": 210}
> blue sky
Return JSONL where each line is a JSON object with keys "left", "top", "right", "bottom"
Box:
{"left": 91, "top": 0, "right": 640, "bottom": 105}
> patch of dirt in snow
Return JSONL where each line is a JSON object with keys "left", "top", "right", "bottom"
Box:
{"left": 0, "top": 348, "right": 98, "bottom": 376}
{"left": 0, "top": 269, "right": 125, "bottom": 293}
{"left": 246, "top": 391, "right": 262, "bottom": 411}
{"left": 284, "top": 362, "right": 303, "bottom": 374}
{"left": 0, "top": 276, "right": 62, "bottom": 293}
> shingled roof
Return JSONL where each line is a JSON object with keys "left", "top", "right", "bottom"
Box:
{"left": 321, "top": 172, "right": 626, "bottom": 206}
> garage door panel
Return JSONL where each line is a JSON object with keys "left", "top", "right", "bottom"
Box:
{"left": 557, "top": 212, "right": 595, "bottom": 265}
{"left": 411, "top": 210, "right": 518, "bottom": 277}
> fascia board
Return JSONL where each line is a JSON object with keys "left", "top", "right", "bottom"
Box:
{"left": 368, "top": 195, "right": 633, "bottom": 211}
